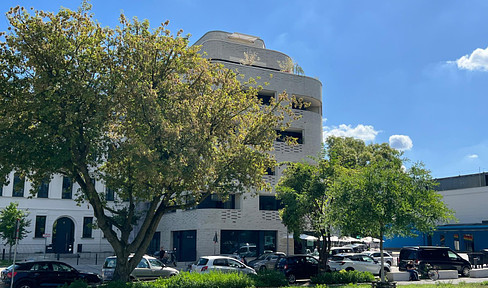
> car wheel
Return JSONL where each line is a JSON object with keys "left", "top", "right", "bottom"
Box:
{"left": 287, "top": 273, "right": 296, "bottom": 284}
{"left": 16, "top": 281, "right": 34, "bottom": 288}
{"left": 384, "top": 267, "right": 390, "bottom": 273}
{"left": 259, "top": 266, "right": 267, "bottom": 272}
{"left": 386, "top": 261, "right": 392, "bottom": 266}
{"left": 345, "top": 267, "right": 354, "bottom": 272}
{"left": 462, "top": 266, "right": 470, "bottom": 277}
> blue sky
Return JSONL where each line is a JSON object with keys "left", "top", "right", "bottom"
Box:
{"left": 1, "top": 0, "right": 488, "bottom": 178}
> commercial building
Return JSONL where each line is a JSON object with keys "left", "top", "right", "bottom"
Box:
{"left": 156, "top": 31, "right": 323, "bottom": 262}
{"left": 384, "top": 172, "right": 488, "bottom": 252}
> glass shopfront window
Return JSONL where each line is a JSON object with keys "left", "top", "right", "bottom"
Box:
{"left": 221, "top": 230, "right": 277, "bottom": 256}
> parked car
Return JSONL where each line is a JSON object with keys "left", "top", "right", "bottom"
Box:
{"left": 248, "top": 252, "right": 286, "bottom": 272}
{"left": 1, "top": 264, "right": 13, "bottom": 282}
{"left": 328, "top": 253, "right": 390, "bottom": 275}
{"left": 101, "top": 254, "right": 179, "bottom": 281}
{"left": 234, "top": 244, "right": 258, "bottom": 258}
{"left": 398, "top": 246, "right": 471, "bottom": 277}
{"left": 191, "top": 255, "right": 256, "bottom": 274}
{"left": 276, "top": 255, "right": 319, "bottom": 284}
{"left": 329, "top": 246, "right": 354, "bottom": 255}
{"left": 2, "top": 260, "right": 101, "bottom": 288}
{"left": 345, "top": 243, "right": 368, "bottom": 253}
{"left": 361, "top": 251, "right": 396, "bottom": 266}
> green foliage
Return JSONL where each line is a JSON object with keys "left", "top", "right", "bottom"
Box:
{"left": 0, "top": 202, "right": 31, "bottom": 249}
{"left": 63, "top": 280, "right": 88, "bottom": 288}
{"left": 150, "top": 271, "right": 253, "bottom": 288}
{"left": 99, "top": 281, "right": 148, "bottom": 288}
{"left": 311, "top": 270, "right": 375, "bottom": 284}
{"left": 250, "top": 270, "right": 288, "bottom": 287}
{"left": 0, "top": 3, "right": 294, "bottom": 281}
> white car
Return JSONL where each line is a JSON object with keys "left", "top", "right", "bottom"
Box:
{"left": 361, "top": 251, "right": 396, "bottom": 266}
{"left": 328, "top": 253, "right": 390, "bottom": 275}
{"left": 191, "top": 256, "right": 257, "bottom": 275}
{"left": 329, "top": 246, "right": 354, "bottom": 255}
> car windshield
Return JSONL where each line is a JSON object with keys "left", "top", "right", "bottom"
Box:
{"left": 196, "top": 258, "right": 209, "bottom": 266}
{"left": 148, "top": 258, "right": 163, "bottom": 268}
{"left": 256, "top": 254, "right": 269, "bottom": 260}
{"left": 103, "top": 258, "right": 117, "bottom": 268}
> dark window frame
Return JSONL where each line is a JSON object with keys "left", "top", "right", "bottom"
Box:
{"left": 62, "top": 177, "right": 73, "bottom": 199}
{"left": 13, "top": 174, "right": 25, "bottom": 197}
{"left": 37, "top": 180, "right": 49, "bottom": 198}
{"left": 82, "top": 217, "right": 93, "bottom": 238}
{"left": 275, "top": 130, "right": 304, "bottom": 144}
{"left": 259, "top": 195, "right": 283, "bottom": 211}
{"left": 34, "top": 215, "right": 46, "bottom": 238}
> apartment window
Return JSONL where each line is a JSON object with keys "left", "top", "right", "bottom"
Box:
{"left": 62, "top": 177, "right": 73, "bottom": 199}
{"left": 464, "top": 234, "right": 474, "bottom": 252}
{"left": 37, "top": 180, "right": 49, "bottom": 198}
{"left": 265, "top": 167, "right": 275, "bottom": 176}
{"left": 35, "top": 216, "right": 46, "bottom": 238}
{"left": 259, "top": 196, "right": 283, "bottom": 211}
{"left": 198, "top": 194, "right": 235, "bottom": 209}
{"left": 82, "top": 217, "right": 93, "bottom": 238}
{"left": 276, "top": 130, "right": 303, "bottom": 144}
{"left": 13, "top": 173, "right": 25, "bottom": 197}
{"left": 257, "top": 91, "right": 274, "bottom": 106}
{"left": 105, "top": 187, "right": 115, "bottom": 201}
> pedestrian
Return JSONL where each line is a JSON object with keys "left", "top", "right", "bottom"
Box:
{"left": 159, "top": 247, "right": 166, "bottom": 262}
{"left": 406, "top": 261, "right": 419, "bottom": 281}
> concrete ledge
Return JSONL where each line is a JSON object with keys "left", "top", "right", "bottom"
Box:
{"left": 438, "top": 270, "right": 458, "bottom": 279}
{"left": 386, "top": 272, "right": 410, "bottom": 281}
{"left": 470, "top": 269, "right": 488, "bottom": 278}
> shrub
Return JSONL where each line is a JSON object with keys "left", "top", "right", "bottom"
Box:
{"left": 149, "top": 271, "right": 253, "bottom": 288}
{"left": 250, "top": 270, "right": 288, "bottom": 287}
{"left": 312, "top": 270, "right": 375, "bottom": 284}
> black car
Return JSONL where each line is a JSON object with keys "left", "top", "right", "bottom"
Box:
{"left": 2, "top": 260, "right": 102, "bottom": 288}
{"left": 276, "top": 255, "right": 319, "bottom": 284}
{"left": 399, "top": 246, "right": 471, "bottom": 277}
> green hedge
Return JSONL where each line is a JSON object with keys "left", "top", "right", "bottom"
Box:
{"left": 150, "top": 271, "right": 254, "bottom": 288}
{"left": 311, "top": 270, "right": 375, "bottom": 284}
{"left": 249, "top": 270, "right": 288, "bottom": 287}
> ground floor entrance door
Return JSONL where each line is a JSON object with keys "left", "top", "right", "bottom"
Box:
{"left": 173, "top": 230, "right": 196, "bottom": 262}
{"left": 53, "top": 217, "right": 74, "bottom": 254}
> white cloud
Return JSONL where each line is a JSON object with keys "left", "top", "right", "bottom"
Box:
{"left": 389, "top": 135, "right": 413, "bottom": 151}
{"left": 455, "top": 46, "right": 488, "bottom": 71}
{"left": 466, "top": 154, "right": 479, "bottom": 159}
{"left": 323, "top": 124, "right": 379, "bottom": 142}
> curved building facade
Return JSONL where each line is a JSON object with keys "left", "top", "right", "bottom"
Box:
{"left": 157, "top": 31, "right": 323, "bottom": 263}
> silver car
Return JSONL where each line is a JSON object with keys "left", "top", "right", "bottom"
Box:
{"left": 101, "top": 254, "right": 179, "bottom": 281}
{"left": 249, "top": 252, "right": 286, "bottom": 272}
{"left": 191, "top": 256, "right": 256, "bottom": 274}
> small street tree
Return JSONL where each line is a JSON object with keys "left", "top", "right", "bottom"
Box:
{"left": 0, "top": 202, "right": 31, "bottom": 260}
{"left": 332, "top": 145, "right": 455, "bottom": 282}
{"left": 0, "top": 4, "right": 295, "bottom": 281}
{"left": 276, "top": 137, "right": 370, "bottom": 269}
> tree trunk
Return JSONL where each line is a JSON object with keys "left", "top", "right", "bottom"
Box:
{"left": 379, "top": 230, "right": 386, "bottom": 282}
{"left": 113, "top": 250, "right": 131, "bottom": 282}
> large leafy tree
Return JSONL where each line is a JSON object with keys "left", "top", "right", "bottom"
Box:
{"left": 0, "top": 4, "right": 294, "bottom": 281}
{"left": 334, "top": 158, "right": 455, "bottom": 281}
{"left": 0, "top": 202, "right": 31, "bottom": 260}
